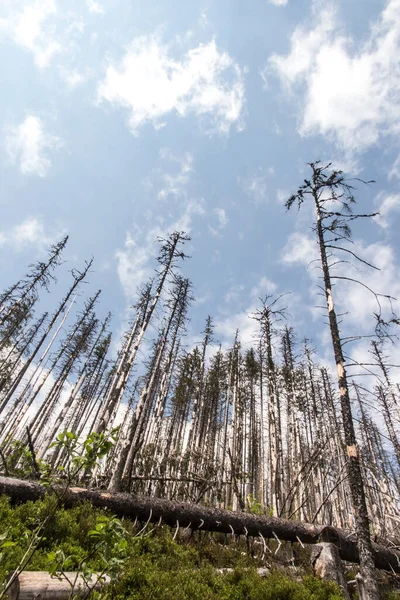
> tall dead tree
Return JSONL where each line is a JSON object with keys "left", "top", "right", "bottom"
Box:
{"left": 252, "top": 296, "right": 286, "bottom": 516}
{"left": 108, "top": 276, "right": 191, "bottom": 492}
{"left": 0, "top": 260, "right": 92, "bottom": 437}
{"left": 286, "top": 162, "right": 381, "bottom": 599}
{"left": 94, "top": 231, "right": 190, "bottom": 435}
{"left": 0, "top": 236, "right": 68, "bottom": 349}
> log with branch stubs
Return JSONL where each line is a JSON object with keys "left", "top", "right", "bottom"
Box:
{"left": 1, "top": 476, "right": 399, "bottom": 574}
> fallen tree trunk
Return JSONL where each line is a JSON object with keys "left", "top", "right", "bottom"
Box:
{"left": 0, "top": 476, "right": 399, "bottom": 573}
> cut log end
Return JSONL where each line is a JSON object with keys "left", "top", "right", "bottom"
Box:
{"left": 5, "top": 572, "right": 110, "bottom": 600}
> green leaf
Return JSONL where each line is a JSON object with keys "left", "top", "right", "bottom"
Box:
{"left": 1, "top": 541, "right": 17, "bottom": 548}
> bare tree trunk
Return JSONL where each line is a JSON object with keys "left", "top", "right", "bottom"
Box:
{"left": 314, "top": 200, "right": 379, "bottom": 598}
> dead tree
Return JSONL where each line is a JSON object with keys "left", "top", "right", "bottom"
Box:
{"left": 286, "top": 161, "right": 382, "bottom": 599}
{"left": 94, "top": 231, "right": 190, "bottom": 435}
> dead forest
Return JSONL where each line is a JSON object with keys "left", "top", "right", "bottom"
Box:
{"left": 0, "top": 164, "right": 399, "bottom": 597}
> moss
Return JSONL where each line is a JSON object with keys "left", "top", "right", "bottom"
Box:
{"left": 109, "top": 567, "right": 344, "bottom": 600}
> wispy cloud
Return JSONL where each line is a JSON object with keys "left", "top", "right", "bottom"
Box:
{"left": 240, "top": 168, "right": 274, "bottom": 205}
{"left": 224, "top": 283, "right": 244, "bottom": 303}
{"left": 268, "top": 0, "right": 288, "bottom": 6}
{"left": 215, "top": 309, "right": 259, "bottom": 348}
{"left": 209, "top": 207, "right": 228, "bottom": 236}
{"left": 115, "top": 227, "right": 154, "bottom": 299}
{"left": 251, "top": 276, "right": 277, "bottom": 299}
{"left": 281, "top": 228, "right": 400, "bottom": 336}
{"left": 389, "top": 153, "right": 400, "bottom": 180}
{"left": 59, "top": 68, "right": 86, "bottom": 88}
{"left": 276, "top": 189, "right": 289, "bottom": 205}
{"left": 335, "top": 240, "right": 400, "bottom": 330}
{"left": 5, "top": 115, "right": 62, "bottom": 177}
{"left": 0, "top": 217, "right": 63, "bottom": 250}
{"left": 98, "top": 34, "right": 245, "bottom": 135}
{"left": 157, "top": 150, "right": 194, "bottom": 200}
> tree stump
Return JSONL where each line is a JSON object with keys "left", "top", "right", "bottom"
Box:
{"left": 311, "top": 542, "right": 351, "bottom": 600}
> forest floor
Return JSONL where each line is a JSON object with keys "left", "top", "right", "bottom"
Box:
{"left": 0, "top": 494, "right": 399, "bottom": 599}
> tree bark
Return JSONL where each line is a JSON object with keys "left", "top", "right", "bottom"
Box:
{"left": 0, "top": 476, "right": 399, "bottom": 574}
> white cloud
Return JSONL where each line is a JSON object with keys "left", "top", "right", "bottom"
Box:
{"left": 0, "top": 217, "right": 61, "bottom": 249}
{"left": 217, "top": 275, "right": 281, "bottom": 348}
{"left": 329, "top": 156, "right": 361, "bottom": 176}
{"left": 87, "top": 0, "right": 105, "bottom": 14}
{"left": 374, "top": 193, "right": 400, "bottom": 228}
{"left": 5, "top": 115, "right": 62, "bottom": 177}
{"left": 281, "top": 232, "right": 318, "bottom": 265}
{"left": 269, "top": 0, "right": 288, "bottom": 6}
{"left": 174, "top": 198, "right": 206, "bottom": 232}
{"left": 98, "top": 35, "right": 245, "bottom": 135}
{"left": 141, "top": 148, "right": 205, "bottom": 231}
{"left": 268, "top": 0, "right": 400, "bottom": 153}
{"left": 0, "top": 0, "right": 61, "bottom": 68}
{"left": 209, "top": 207, "right": 228, "bottom": 236}
{"left": 215, "top": 208, "right": 228, "bottom": 228}
{"left": 269, "top": 6, "right": 336, "bottom": 85}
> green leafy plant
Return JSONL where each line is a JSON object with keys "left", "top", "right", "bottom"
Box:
{"left": 47, "top": 514, "right": 128, "bottom": 598}
{"left": 246, "top": 494, "right": 265, "bottom": 516}
{"left": 49, "top": 428, "right": 119, "bottom": 485}
{"left": 0, "top": 428, "right": 118, "bottom": 599}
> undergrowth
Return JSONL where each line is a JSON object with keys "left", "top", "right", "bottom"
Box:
{"left": 0, "top": 494, "right": 348, "bottom": 599}
{"left": 0, "top": 496, "right": 398, "bottom": 599}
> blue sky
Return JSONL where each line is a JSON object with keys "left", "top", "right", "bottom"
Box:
{"left": 0, "top": 0, "right": 399, "bottom": 369}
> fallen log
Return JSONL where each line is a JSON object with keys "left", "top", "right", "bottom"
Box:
{"left": 0, "top": 475, "right": 399, "bottom": 574}
{"left": 5, "top": 571, "right": 110, "bottom": 600}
